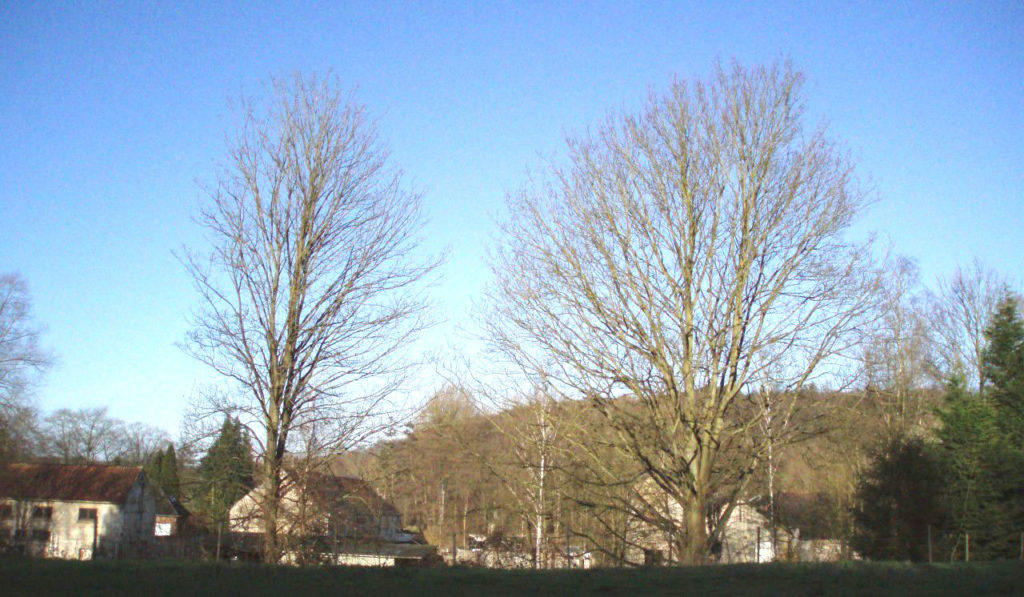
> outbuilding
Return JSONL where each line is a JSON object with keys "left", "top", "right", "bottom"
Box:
{"left": 0, "top": 463, "right": 157, "bottom": 559}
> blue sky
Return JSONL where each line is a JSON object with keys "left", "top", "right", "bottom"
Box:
{"left": 1, "top": 1, "right": 1021, "bottom": 434}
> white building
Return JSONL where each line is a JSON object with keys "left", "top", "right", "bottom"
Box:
{"left": 229, "top": 468, "right": 435, "bottom": 565}
{"left": 0, "top": 463, "right": 157, "bottom": 559}
{"left": 628, "top": 488, "right": 849, "bottom": 564}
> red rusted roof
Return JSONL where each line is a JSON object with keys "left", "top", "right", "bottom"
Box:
{"left": 0, "top": 463, "right": 143, "bottom": 504}
{"left": 284, "top": 468, "right": 400, "bottom": 519}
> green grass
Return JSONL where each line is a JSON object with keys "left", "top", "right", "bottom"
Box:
{"left": 3, "top": 557, "right": 1023, "bottom": 596}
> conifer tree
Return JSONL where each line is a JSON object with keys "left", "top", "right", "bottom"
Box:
{"left": 977, "top": 296, "right": 1024, "bottom": 557}
{"left": 161, "top": 444, "right": 181, "bottom": 498}
{"left": 935, "top": 376, "right": 1001, "bottom": 559}
{"left": 852, "top": 436, "right": 945, "bottom": 561}
{"left": 934, "top": 298, "right": 1024, "bottom": 560}
{"left": 198, "top": 417, "right": 255, "bottom": 528}
{"left": 145, "top": 448, "right": 165, "bottom": 487}
{"left": 983, "top": 298, "right": 1024, "bottom": 440}
{"left": 146, "top": 443, "right": 182, "bottom": 498}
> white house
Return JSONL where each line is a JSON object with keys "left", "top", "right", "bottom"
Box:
{"left": 627, "top": 486, "right": 850, "bottom": 564}
{"left": 0, "top": 463, "right": 157, "bottom": 559}
{"left": 229, "top": 468, "right": 434, "bottom": 565}
{"left": 627, "top": 495, "right": 777, "bottom": 565}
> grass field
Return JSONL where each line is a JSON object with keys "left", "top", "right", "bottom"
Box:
{"left": 4, "top": 557, "right": 1023, "bottom": 596}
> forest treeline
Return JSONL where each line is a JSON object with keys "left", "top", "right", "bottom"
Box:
{"left": 334, "top": 287, "right": 1024, "bottom": 566}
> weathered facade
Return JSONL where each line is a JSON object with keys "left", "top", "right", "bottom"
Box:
{"left": 0, "top": 463, "right": 157, "bottom": 559}
{"left": 628, "top": 490, "right": 850, "bottom": 565}
{"left": 229, "top": 469, "right": 434, "bottom": 565}
{"left": 627, "top": 497, "right": 778, "bottom": 565}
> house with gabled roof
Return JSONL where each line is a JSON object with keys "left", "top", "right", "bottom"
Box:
{"left": 627, "top": 486, "right": 851, "bottom": 565}
{"left": 229, "top": 467, "right": 435, "bottom": 565}
{"left": 0, "top": 463, "right": 157, "bottom": 559}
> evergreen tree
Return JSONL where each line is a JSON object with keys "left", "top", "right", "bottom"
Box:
{"left": 198, "top": 417, "right": 255, "bottom": 528}
{"left": 934, "top": 297, "right": 1024, "bottom": 561}
{"left": 983, "top": 297, "right": 1024, "bottom": 440}
{"left": 145, "top": 448, "right": 164, "bottom": 488}
{"left": 976, "top": 296, "right": 1024, "bottom": 557}
{"left": 161, "top": 444, "right": 181, "bottom": 497}
{"left": 852, "top": 436, "right": 945, "bottom": 561}
{"left": 935, "top": 376, "right": 1003, "bottom": 559}
{"left": 145, "top": 443, "right": 182, "bottom": 498}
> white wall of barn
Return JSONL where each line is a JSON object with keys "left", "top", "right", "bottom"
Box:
{"left": 0, "top": 480, "right": 156, "bottom": 559}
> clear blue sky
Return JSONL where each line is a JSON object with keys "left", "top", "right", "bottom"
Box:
{"left": 1, "top": 1, "right": 1021, "bottom": 435}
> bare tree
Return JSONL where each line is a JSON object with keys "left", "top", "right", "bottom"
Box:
{"left": 0, "top": 388, "right": 41, "bottom": 462}
{"left": 930, "top": 259, "right": 1016, "bottom": 392}
{"left": 475, "top": 388, "right": 565, "bottom": 568}
{"left": 0, "top": 274, "right": 51, "bottom": 409}
{"left": 183, "top": 74, "right": 439, "bottom": 563}
{"left": 120, "top": 421, "right": 172, "bottom": 465}
{"left": 485, "top": 61, "right": 882, "bottom": 564}
{"left": 861, "top": 257, "right": 937, "bottom": 438}
{"left": 42, "top": 407, "right": 123, "bottom": 464}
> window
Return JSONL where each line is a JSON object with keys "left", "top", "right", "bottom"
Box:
{"left": 0, "top": 505, "right": 12, "bottom": 520}
{"left": 31, "top": 506, "right": 52, "bottom": 520}
{"left": 78, "top": 508, "right": 98, "bottom": 521}
{"left": 30, "top": 529, "right": 50, "bottom": 542}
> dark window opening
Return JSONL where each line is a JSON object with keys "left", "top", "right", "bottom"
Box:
{"left": 31, "top": 506, "right": 52, "bottom": 520}
{"left": 78, "top": 508, "right": 98, "bottom": 521}
{"left": 31, "top": 529, "right": 50, "bottom": 542}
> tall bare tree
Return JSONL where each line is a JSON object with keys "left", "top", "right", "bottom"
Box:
{"left": 184, "top": 74, "right": 438, "bottom": 562}
{"left": 0, "top": 388, "right": 41, "bottom": 463}
{"left": 0, "top": 274, "right": 51, "bottom": 409}
{"left": 486, "top": 61, "right": 882, "bottom": 564}
{"left": 930, "top": 259, "right": 1016, "bottom": 392}
{"left": 475, "top": 388, "right": 565, "bottom": 568}
{"left": 861, "top": 257, "right": 937, "bottom": 438}
{"left": 43, "top": 407, "right": 124, "bottom": 464}
{"left": 120, "top": 421, "right": 172, "bottom": 465}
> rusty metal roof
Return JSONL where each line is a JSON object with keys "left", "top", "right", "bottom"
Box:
{"left": 0, "top": 463, "right": 143, "bottom": 504}
{"left": 284, "top": 469, "right": 400, "bottom": 519}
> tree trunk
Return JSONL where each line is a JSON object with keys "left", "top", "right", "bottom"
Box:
{"left": 678, "top": 496, "right": 708, "bottom": 565}
{"left": 262, "top": 436, "right": 282, "bottom": 564}
{"left": 534, "top": 450, "right": 546, "bottom": 569}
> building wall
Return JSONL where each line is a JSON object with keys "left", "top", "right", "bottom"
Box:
{"left": 717, "top": 504, "right": 776, "bottom": 564}
{"left": 230, "top": 484, "right": 398, "bottom": 540}
{"left": 626, "top": 498, "right": 783, "bottom": 565}
{"left": 119, "top": 477, "right": 157, "bottom": 554}
{"left": 0, "top": 479, "right": 156, "bottom": 559}
{"left": 229, "top": 489, "right": 264, "bottom": 534}
{"left": 2, "top": 499, "right": 123, "bottom": 559}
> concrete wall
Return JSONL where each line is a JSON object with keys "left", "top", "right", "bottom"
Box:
{"left": 2, "top": 499, "right": 122, "bottom": 559}
{"left": 0, "top": 477, "right": 156, "bottom": 559}
{"left": 230, "top": 484, "right": 399, "bottom": 541}
{"left": 718, "top": 504, "right": 776, "bottom": 564}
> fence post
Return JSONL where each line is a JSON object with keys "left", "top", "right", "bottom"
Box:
{"left": 965, "top": 533, "right": 970, "bottom": 562}
{"left": 927, "top": 525, "right": 932, "bottom": 563}
{"left": 566, "top": 526, "right": 571, "bottom": 568}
